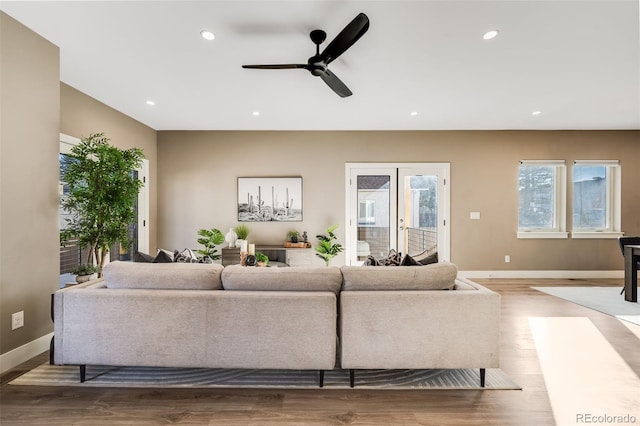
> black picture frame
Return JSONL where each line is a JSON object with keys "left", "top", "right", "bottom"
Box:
{"left": 237, "top": 177, "right": 303, "bottom": 222}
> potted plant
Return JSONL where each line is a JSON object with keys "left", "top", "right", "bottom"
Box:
{"left": 196, "top": 228, "right": 225, "bottom": 260}
{"left": 71, "top": 264, "right": 100, "bottom": 283}
{"left": 315, "top": 224, "right": 344, "bottom": 266}
{"left": 255, "top": 252, "right": 270, "bottom": 267}
{"left": 60, "top": 133, "right": 144, "bottom": 277}
{"left": 234, "top": 224, "right": 250, "bottom": 247}
{"left": 287, "top": 230, "right": 300, "bottom": 243}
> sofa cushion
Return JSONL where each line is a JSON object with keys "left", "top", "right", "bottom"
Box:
{"left": 103, "top": 261, "right": 224, "bottom": 290}
{"left": 221, "top": 265, "right": 342, "bottom": 294}
{"left": 340, "top": 262, "right": 458, "bottom": 291}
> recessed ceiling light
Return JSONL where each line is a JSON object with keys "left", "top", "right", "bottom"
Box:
{"left": 200, "top": 30, "right": 215, "bottom": 41}
{"left": 532, "top": 110, "right": 542, "bottom": 116}
{"left": 483, "top": 30, "right": 499, "bottom": 40}
{"left": 145, "top": 100, "right": 155, "bottom": 106}
{"left": 252, "top": 111, "right": 260, "bottom": 116}
{"left": 410, "top": 111, "right": 418, "bottom": 116}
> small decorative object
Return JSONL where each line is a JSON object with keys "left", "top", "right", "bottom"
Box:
{"left": 315, "top": 224, "right": 344, "bottom": 266}
{"left": 245, "top": 254, "right": 257, "bottom": 267}
{"left": 302, "top": 231, "right": 308, "bottom": 243}
{"left": 71, "top": 264, "right": 100, "bottom": 283}
{"left": 196, "top": 228, "right": 225, "bottom": 260}
{"left": 240, "top": 251, "right": 248, "bottom": 266}
{"left": 237, "top": 177, "right": 303, "bottom": 222}
{"left": 248, "top": 243, "right": 255, "bottom": 255}
{"left": 255, "top": 252, "right": 270, "bottom": 267}
{"left": 225, "top": 228, "right": 237, "bottom": 248}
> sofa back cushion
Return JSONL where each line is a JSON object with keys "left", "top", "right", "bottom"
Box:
{"left": 221, "top": 265, "right": 342, "bottom": 294}
{"left": 103, "top": 261, "right": 224, "bottom": 290}
{"left": 340, "top": 262, "right": 458, "bottom": 291}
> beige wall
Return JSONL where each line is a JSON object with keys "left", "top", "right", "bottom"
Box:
{"left": 157, "top": 130, "right": 640, "bottom": 271}
{"left": 1, "top": 12, "right": 60, "bottom": 355}
{"left": 60, "top": 83, "right": 158, "bottom": 252}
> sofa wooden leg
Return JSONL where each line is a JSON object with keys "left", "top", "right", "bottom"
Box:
{"left": 480, "top": 368, "right": 486, "bottom": 387}
{"left": 80, "top": 365, "right": 86, "bottom": 383}
{"left": 318, "top": 370, "right": 325, "bottom": 387}
{"left": 349, "top": 369, "right": 355, "bottom": 388}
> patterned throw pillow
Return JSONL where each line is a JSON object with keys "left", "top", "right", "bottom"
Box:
{"left": 174, "top": 248, "right": 199, "bottom": 263}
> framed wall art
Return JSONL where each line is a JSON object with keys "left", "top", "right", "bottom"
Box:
{"left": 237, "top": 177, "right": 302, "bottom": 222}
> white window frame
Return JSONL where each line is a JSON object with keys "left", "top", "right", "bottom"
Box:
{"left": 571, "top": 160, "right": 622, "bottom": 239}
{"left": 517, "top": 160, "right": 568, "bottom": 239}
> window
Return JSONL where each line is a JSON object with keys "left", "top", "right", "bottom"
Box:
{"left": 518, "top": 160, "right": 567, "bottom": 239}
{"left": 571, "top": 160, "right": 622, "bottom": 238}
{"left": 358, "top": 200, "right": 376, "bottom": 225}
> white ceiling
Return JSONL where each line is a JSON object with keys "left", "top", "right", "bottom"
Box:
{"left": 2, "top": 1, "right": 639, "bottom": 131}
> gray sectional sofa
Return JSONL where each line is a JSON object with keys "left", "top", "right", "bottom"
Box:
{"left": 52, "top": 261, "right": 500, "bottom": 387}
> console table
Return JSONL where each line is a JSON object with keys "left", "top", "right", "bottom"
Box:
{"left": 623, "top": 245, "right": 639, "bottom": 302}
{"left": 222, "top": 246, "right": 313, "bottom": 267}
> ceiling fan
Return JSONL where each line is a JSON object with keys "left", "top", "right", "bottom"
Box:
{"left": 242, "top": 13, "right": 369, "bottom": 98}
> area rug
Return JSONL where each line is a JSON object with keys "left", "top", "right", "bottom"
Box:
{"left": 9, "top": 363, "right": 520, "bottom": 390}
{"left": 533, "top": 286, "right": 640, "bottom": 326}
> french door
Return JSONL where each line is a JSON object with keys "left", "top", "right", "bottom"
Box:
{"left": 345, "top": 163, "right": 450, "bottom": 265}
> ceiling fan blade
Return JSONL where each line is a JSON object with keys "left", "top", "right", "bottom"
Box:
{"left": 319, "top": 13, "right": 369, "bottom": 65}
{"left": 242, "top": 64, "right": 307, "bottom": 69}
{"left": 320, "top": 69, "right": 352, "bottom": 97}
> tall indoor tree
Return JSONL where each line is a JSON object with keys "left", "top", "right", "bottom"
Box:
{"left": 60, "top": 133, "right": 144, "bottom": 274}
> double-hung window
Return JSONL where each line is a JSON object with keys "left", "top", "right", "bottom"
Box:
{"left": 517, "top": 160, "right": 568, "bottom": 239}
{"left": 571, "top": 160, "right": 622, "bottom": 238}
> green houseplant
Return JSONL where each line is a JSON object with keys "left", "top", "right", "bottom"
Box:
{"left": 60, "top": 133, "right": 144, "bottom": 276}
{"left": 255, "top": 252, "right": 270, "bottom": 267}
{"left": 315, "top": 224, "right": 343, "bottom": 266}
{"left": 235, "top": 224, "right": 250, "bottom": 240}
{"left": 196, "top": 228, "right": 225, "bottom": 260}
{"left": 286, "top": 230, "right": 300, "bottom": 243}
{"left": 71, "top": 264, "right": 100, "bottom": 283}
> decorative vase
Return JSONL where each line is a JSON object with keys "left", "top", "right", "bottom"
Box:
{"left": 225, "top": 228, "right": 237, "bottom": 248}
{"left": 236, "top": 238, "right": 246, "bottom": 249}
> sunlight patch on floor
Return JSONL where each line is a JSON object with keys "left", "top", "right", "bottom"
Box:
{"left": 618, "top": 319, "right": 640, "bottom": 340}
{"left": 529, "top": 317, "right": 640, "bottom": 425}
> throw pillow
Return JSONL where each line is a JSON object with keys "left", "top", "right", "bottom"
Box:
{"left": 379, "top": 249, "right": 402, "bottom": 266}
{"left": 400, "top": 253, "right": 421, "bottom": 266}
{"left": 134, "top": 251, "right": 154, "bottom": 263}
{"left": 415, "top": 251, "right": 438, "bottom": 265}
{"left": 153, "top": 250, "right": 173, "bottom": 263}
{"left": 174, "top": 248, "right": 199, "bottom": 263}
{"left": 362, "top": 255, "right": 380, "bottom": 266}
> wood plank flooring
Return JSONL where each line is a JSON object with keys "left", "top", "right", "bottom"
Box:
{"left": 2, "top": 279, "right": 639, "bottom": 425}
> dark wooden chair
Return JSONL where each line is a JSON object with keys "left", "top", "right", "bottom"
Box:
{"left": 618, "top": 236, "right": 640, "bottom": 295}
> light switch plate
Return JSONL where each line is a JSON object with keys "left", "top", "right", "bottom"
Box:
{"left": 470, "top": 212, "right": 481, "bottom": 220}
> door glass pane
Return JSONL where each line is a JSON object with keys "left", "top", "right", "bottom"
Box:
{"left": 357, "top": 175, "right": 390, "bottom": 261}
{"left": 404, "top": 175, "right": 438, "bottom": 256}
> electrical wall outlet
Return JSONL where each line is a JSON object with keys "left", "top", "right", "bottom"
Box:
{"left": 470, "top": 212, "right": 481, "bottom": 220}
{"left": 504, "top": 255, "right": 511, "bottom": 263}
{"left": 11, "top": 311, "right": 24, "bottom": 330}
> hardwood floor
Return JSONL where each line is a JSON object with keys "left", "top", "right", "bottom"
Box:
{"left": 2, "top": 279, "right": 639, "bottom": 425}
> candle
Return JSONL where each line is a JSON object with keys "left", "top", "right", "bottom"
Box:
{"left": 248, "top": 244, "right": 255, "bottom": 255}
{"left": 241, "top": 240, "right": 248, "bottom": 253}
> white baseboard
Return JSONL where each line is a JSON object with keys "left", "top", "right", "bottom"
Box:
{"left": 460, "top": 270, "right": 625, "bottom": 279}
{"left": 0, "top": 332, "right": 52, "bottom": 375}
